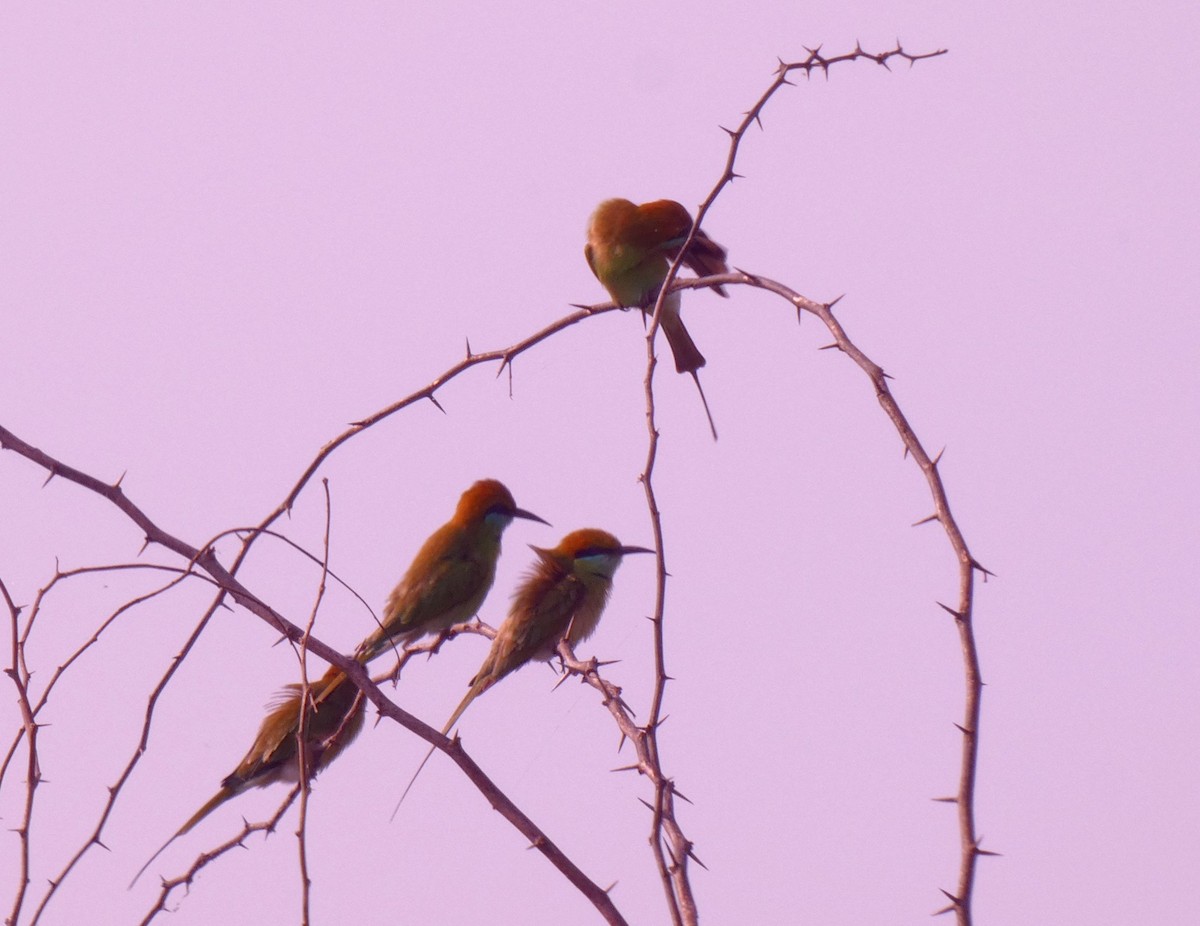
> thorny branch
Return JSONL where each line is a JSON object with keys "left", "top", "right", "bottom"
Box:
{"left": 0, "top": 424, "right": 629, "bottom": 926}
{"left": 636, "top": 40, "right": 963, "bottom": 926}
{"left": 0, "top": 40, "right": 968, "bottom": 926}
{"left": 2, "top": 576, "right": 38, "bottom": 926}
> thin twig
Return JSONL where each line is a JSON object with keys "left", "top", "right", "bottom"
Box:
{"left": 295, "top": 479, "right": 335, "bottom": 925}
{"left": 2, "top": 576, "right": 38, "bottom": 926}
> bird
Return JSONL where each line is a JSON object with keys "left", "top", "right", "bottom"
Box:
{"left": 130, "top": 665, "right": 364, "bottom": 887}
{"left": 585, "top": 197, "right": 729, "bottom": 439}
{"left": 131, "top": 479, "right": 546, "bottom": 885}
{"left": 392, "top": 528, "right": 654, "bottom": 815}
{"left": 352, "top": 479, "right": 549, "bottom": 665}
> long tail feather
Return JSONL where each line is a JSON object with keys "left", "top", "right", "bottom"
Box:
{"left": 389, "top": 680, "right": 483, "bottom": 820}
{"left": 688, "top": 371, "right": 719, "bottom": 441}
{"left": 128, "top": 786, "right": 235, "bottom": 889}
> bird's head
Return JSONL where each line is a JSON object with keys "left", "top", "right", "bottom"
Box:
{"left": 539, "top": 528, "right": 655, "bottom": 580}
{"left": 455, "top": 479, "right": 549, "bottom": 530}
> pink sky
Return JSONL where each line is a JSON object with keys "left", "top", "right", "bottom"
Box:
{"left": 2, "top": 3, "right": 1197, "bottom": 924}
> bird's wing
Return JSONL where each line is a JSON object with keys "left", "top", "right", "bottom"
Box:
{"left": 663, "top": 232, "right": 728, "bottom": 297}
{"left": 397, "top": 549, "right": 491, "bottom": 630}
{"left": 508, "top": 573, "right": 588, "bottom": 665}
{"left": 357, "top": 549, "right": 494, "bottom": 665}
{"left": 222, "top": 685, "right": 304, "bottom": 788}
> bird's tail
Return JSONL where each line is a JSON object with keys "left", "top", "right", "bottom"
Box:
{"left": 658, "top": 295, "right": 707, "bottom": 375}
{"left": 389, "top": 678, "right": 486, "bottom": 821}
{"left": 128, "top": 785, "right": 238, "bottom": 889}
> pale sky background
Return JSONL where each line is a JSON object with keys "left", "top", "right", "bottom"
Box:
{"left": 2, "top": 3, "right": 1198, "bottom": 925}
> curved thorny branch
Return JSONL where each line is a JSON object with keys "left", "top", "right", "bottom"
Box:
{"left": 635, "top": 41, "right": 966, "bottom": 926}
{"left": 0, "top": 41, "right": 968, "bottom": 926}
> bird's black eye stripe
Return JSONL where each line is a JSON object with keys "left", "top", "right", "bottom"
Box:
{"left": 577, "top": 547, "right": 608, "bottom": 559}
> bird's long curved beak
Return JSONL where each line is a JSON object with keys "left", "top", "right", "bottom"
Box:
{"left": 513, "top": 507, "right": 551, "bottom": 526}
{"left": 618, "top": 545, "right": 655, "bottom": 557}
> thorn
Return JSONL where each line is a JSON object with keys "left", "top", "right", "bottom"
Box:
{"left": 912, "top": 513, "right": 939, "bottom": 527}
{"left": 674, "top": 787, "right": 693, "bottom": 805}
{"left": 604, "top": 880, "right": 619, "bottom": 894}
{"left": 719, "top": 125, "right": 736, "bottom": 137}
{"left": 637, "top": 797, "right": 655, "bottom": 812}
{"left": 113, "top": 470, "right": 127, "bottom": 489}
{"left": 932, "top": 901, "right": 957, "bottom": 916}
{"left": 953, "top": 722, "right": 972, "bottom": 735}
{"left": 971, "top": 559, "right": 996, "bottom": 578}
{"left": 826, "top": 293, "right": 846, "bottom": 309}
{"left": 976, "top": 847, "right": 1002, "bottom": 857}
{"left": 41, "top": 469, "right": 55, "bottom": 488}
{"left": 936, "top": 602, "right": 963, "bottom": 620}
{"left": 931, "top": 447, "right": 945, "bottom": 467}
{"left": 426, "top": 394, "right": 446, "bottom": 415}
{"left": 611, "top": 763, "right": 640, "bottom": 774}
{"left": 729, "top": 171, "right": 744, "bottom": 181}
{"left": 464, "top": 337, "right": 473, "bottom": 358}
{"left": 687, "top": 847, "right": 709, "bottom": 870}
{"left": 818, "top": 342, "right": 839, "bottom": 351}
{"left": 939, "top": 889, "right": 960, "bottom": 904}
{"left": 932, "top": 796, "right": 957, "bottom": 803}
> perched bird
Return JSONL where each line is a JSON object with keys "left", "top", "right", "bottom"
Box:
{"left": 585, "top": 198, "right": 729, "bottom": 439}
{"left": 353, "top": 478, "right": 549, "bottom": 665}
{"left": 130, "top": 666, "right": 364, "bottom": 886}
{"left": 132, "top": 479, "right": 545, "bottom": 885}
{"left": 393, "top": 528, "right": 654, "bottom": 815}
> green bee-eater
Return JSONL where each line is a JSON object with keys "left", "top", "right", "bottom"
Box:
{"left": 394, "top": 529, "right": 653, "bottom": 814}
{"left": 585, "top": 197, "right": 729, "bottom": 438}
{"left": 132, "top": 479, "right": 545, "bottom": 884}
{"left": 130, "top": 666, "right": 362, "bottom": 886}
